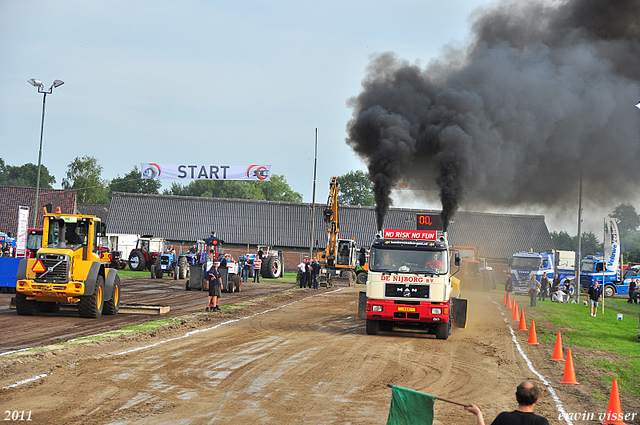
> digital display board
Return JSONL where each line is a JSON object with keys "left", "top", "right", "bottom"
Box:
{"left": 416, "top": 214, "right": 443, "bottom": 231}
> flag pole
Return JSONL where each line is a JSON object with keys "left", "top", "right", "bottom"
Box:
{"left": 386, "top": 384, "right": 470, "bottom": 407}
{"left": 602, "top": 218, "right": 606, "bottom": 314}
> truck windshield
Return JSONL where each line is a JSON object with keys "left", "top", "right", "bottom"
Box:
{"left": 511, "top": 257, "right": 541, "bottom": 270}
{"left": 580, "top": 262, "right": 595, "bottom": 273}
{"left": 369, "top": 247, "right": 448, "bottom": 274}
{"left": 27, "top": 233, "right": 42, "bottom": 251}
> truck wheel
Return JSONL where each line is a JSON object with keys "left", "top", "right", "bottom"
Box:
{"left": 604, "top": 284, "right": 615, "bottom": 298}
{"left": 179, "top": 257, "right": 188, "bottom": 279}
{"left": 103, "top": 275, "right": 120, "bottom": 315}
{"left": 356, "top": 272, "right": 367, "bottom": 285}
{"left": 262, "top": 256, "right": 280, "bottom": 279}
{"left": 16, "top": 293, "right": 37, "bottom": 316}
{"left": 435, "top": 322, "right": 449, "bottom": 340}
{"left": 78, "top": 275, "right": 105, "bottom": 318}
{"left": 129, "top": 250, "right": 146, "bottom": 271}
{"left": 365, "top": 319, "right": 379, "bottom": 335}
{"left": 39, "top": 302, "right": 61, "bottom": 313}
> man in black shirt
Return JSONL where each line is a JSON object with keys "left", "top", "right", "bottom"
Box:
{"left": 588, "top": 281, "right": 602, "bottom": 318}
{"left": 464, "top": 381, "right": 550, "bottom": 425}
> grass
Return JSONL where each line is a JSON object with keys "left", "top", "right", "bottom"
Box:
{"left": 506, "top": 291, "right": 640, "bottom": 397}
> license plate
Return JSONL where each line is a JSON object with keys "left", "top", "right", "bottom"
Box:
{"left": 397, "top": 307, "right": 416, "bottom": 312}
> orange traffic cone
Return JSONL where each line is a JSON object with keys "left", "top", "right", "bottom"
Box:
{"left": 518, "top": 309, "right": 528, "bottom": 331}
{"left": 550, "top": 332, "right": 564, "bottom": 361}
{"left": 512, "top": 302, "right": 519, "bottom": 321}
{"left": 528, "top": 319, "right": 539, "bottom": 344}
{"left": 604, "top": 378, "right": 625, "bottom": 425}
{"left": 503, "top": 291, "right": 507, "bottom": 304}
{"left": 560, "top": 348, "right": 579, "bottom": 385}
{"left": 507, "top": 294, "right": 512, "bottom": 309}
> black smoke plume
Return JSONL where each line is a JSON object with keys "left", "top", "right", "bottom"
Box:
{"left": 347, "top": 0, "right": 640, "bottom": 231}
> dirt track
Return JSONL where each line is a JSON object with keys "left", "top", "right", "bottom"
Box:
{"left": 0, "top": 276, "right": 293, "bottom": 352}
{"left": 0, "top": 286, "right": 638, "bottom": 424}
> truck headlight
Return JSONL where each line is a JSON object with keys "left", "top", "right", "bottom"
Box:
{"left": 372, "top": 305, "right": 383, "bottom": 312}
{"left": 431, "top": 307, "right": 442, "bottom": 315}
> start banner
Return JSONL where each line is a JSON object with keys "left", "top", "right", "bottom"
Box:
{"left": 140, "top": 163, "right": 271, "bottom": 181}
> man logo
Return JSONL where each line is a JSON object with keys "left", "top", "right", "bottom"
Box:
{"left": 142, "top": 163, "right": 161, "bottom": 179}
{"left": 246, "top": 165, "right": 269, "bottom": 180}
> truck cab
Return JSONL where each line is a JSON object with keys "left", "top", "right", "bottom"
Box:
{"left": 580, "top": 255, "right": 624, "bottom": 298}
{"left": 365, "top": 227, "right": 466, "bottom": 339}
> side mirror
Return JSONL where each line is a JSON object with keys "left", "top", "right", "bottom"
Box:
{"left": 455, "top": 253, "right": 461, "bottom": 266}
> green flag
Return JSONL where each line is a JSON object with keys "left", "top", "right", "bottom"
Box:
{"left": 386, "top": 385, "right": 436, "bottom": 425}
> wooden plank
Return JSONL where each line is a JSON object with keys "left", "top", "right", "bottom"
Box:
{"left": 8, "top": 300, "right": 170, "bottom": 315}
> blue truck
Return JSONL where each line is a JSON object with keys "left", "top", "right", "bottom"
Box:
{"left": 509, "top": 250, "right": 576, "bottom": 295}
{"left": 579, "top": 255, "right": 628, "bottom": 298}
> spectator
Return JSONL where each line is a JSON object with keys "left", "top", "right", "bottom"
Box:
{"left": 464, "top": 381, "right": 550, "bottom": 425}
{"left": 505, "top": 273, "right": 513, "bottom": 295}
{"left": 553, "top": 281, "right": 568, "bottom": 303}
{"left": 241, "top": 257, "right": 251, "bottom": 283}
{"left": 205, "top": 259, "right": 222, "bottom": 312}
{"left": 253, "top": 256, "right": 262, "bottom": 283}
{"left": 528, "top": 276, "right": 541, "bottom": 307}
{"left": 298, "top": 258, "right": 308, "bottom": 288}
{"left": 166, "top": 244, "right": 175, "bottom": 254}
{"left": 628, "top": 279, "right": 637, "bottom": 304}
{"left": 0, "top": 242, "right": 9, "bottom": 257}
{"left": 304, "top": 258, "right": 312, "bottom": 289}
{"left": 539, "top": 274, "right": 549, "bottom": 301}
{"left": 311, "top": 259, "right": 321, "bottom": 289}
{"left": 588, "top": 281, "right": 602, "bottom": 317}
{"left": 550, "top": 273, "right": 560, "bottom": 293}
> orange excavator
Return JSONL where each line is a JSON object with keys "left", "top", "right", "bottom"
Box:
{"left": 316, "top": 177, "right": 367, "bottom": 285}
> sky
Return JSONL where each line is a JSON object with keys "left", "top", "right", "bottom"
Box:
{"left": 1, "top": 0, "right": 636, "bottom": 237}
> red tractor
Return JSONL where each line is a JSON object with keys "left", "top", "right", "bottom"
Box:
{"left": 128, "top": 235, "right": 164, "bottom": 271}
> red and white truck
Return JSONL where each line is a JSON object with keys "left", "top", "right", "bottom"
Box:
{"left": 364, "top": 214, "right": 468, "bottom": 339}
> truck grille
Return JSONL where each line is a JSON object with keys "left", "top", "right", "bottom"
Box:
{"left": 35, "top": 254, "right": 69, "bottom": 283}
{"left": 385, "top": 284, "right": 430, "bottom": 299}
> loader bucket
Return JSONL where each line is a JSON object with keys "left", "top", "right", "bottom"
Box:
{"left": 451, "top": 297, "right": 468, "bottom": 329}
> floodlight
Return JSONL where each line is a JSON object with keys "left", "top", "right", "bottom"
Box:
{"left": 28, "top": 79, "right": 43, "bottom": 87}
{"left": 52, "top": 80, "right": 64, "bottom": 88}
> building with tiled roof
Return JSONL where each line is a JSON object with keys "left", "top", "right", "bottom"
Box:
{"left": 76, "top": 204, "right": 110, "bottom": 222}
{"left": 0, "top": 186, "right": 76, "bottom": 233}
{"left": 107, "top": 192, "right": 554, "bottom": 271}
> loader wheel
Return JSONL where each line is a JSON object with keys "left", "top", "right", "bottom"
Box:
{"left": 78, "top": 275, "right": 105, "bottom": 318}
{"left": 435, "top": 322, "right": 450, "bottom": 340}
{"left": 365, "top": 319, "right": 379, "bottom": 335}
{"left": 39, "top": 302, "right": 61, "bottom": 313}
{"left": 356, "top": 272, "right": 367, "bottom": 285}
{"left": 179, "top": 257, "right": 188, "bottom": 279}
{"left": 16, "top": 293, "right": 37, "bottom": 316}
{"left": 103, "top": 275, "right": 120, "bottom": 315}
{"left": 129, "top": 250, "right": 146, "bottom": 271}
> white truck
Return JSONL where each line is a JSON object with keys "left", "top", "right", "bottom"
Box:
{"left": 364, "top": 214, "right": 468, "bottom": 339}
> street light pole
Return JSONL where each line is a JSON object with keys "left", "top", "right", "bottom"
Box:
{"left": 28, "top": 79, "right": 64, "bottom": 228}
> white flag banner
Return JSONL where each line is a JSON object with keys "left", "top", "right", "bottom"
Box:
{"left": 16, "top": 206, "right": 29, "bottom": 257}
{"left": 140, "top": 163, "right": 271, "bottom": 181}
{"left": 604, "top": 217, "right": 620, "bottom": 271}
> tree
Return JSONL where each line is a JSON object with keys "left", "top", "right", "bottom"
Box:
{"left": 0, "top": 158, "right": 56, "bottom": 188}
{"left": 336, "top": 170, "right": 374, "bottom": 206}
{"left": 110, "top": 166, "right": 161, "bottom": 195}
{"left": 550, "top": 231, "right": 576, "bottom": 251}
{"left": 609, "top": 203, "right": 640, "bottom": 234}
{"left": 62, "top": 156, "right": 109, "bottom": 204}
{"left": 163, "top": 174, "right": 302, "bottom": 202}
{"left": 580, "top": 231, "right": 603, "bottom": 256}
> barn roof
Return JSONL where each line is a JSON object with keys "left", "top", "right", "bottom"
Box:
{"left": 107, "top": 192, "right": 554, "bottom": 260}
{"left": 0, "top": 186, "right": 77, "bottom": 233}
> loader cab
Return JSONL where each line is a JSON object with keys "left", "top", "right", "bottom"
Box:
{"left": 46, "top": 216, "right": 92, "bottom": 250}
{"left": 336, "top": 239, "right": 357, "bottom": 268}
